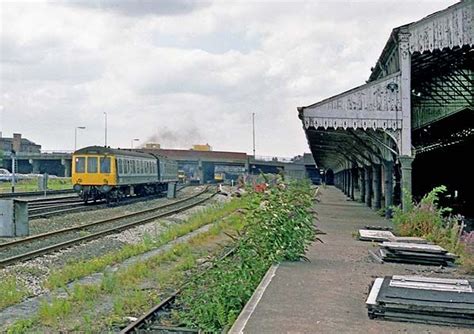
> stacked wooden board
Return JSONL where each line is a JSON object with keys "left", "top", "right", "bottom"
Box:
{"left": 378, "top": 242, "right": 457, "bottom": 266}
{"left": 367, "top": 275, "right": 474, "bottom": 327}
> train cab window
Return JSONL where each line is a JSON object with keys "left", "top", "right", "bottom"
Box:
{"left": 75, "top": 157, "right": 86, "bottom": 173}
{"left": 100, "top": 157, "right": 111, "bottom": 173}
{"left": 87, "top": 157, "right": 98, "bottom": 173}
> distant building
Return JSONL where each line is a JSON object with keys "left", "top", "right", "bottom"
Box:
{"left": 0, "top": 133, "right": 41, "bottom": 153}
{"left": 144, "top": 143, "right": 161, "bottom": 149}
{"left": 191, "top": 144, "right": 212, "bottom": 151}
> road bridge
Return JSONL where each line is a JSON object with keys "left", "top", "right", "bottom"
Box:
{"left": 2, "top": 148, "right": 316, "bottom": 183}
{"left": 299, "top": 1, "right": 472, "bottom": 216}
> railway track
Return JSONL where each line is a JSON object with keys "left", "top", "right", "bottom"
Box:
{"left": 0, "top": 187, "right": 214, "bottom": 268}
{"left": 28, "top": 199, "right": 103, "bottom": 219}
{"left": 26, "top": 184, "right": 189, "bottom": 219}
{"left": 0, "top": 189, "right": 75, "bottom": 199}
{"left": 120, "top": 247, "right": 236, "bottom": 333}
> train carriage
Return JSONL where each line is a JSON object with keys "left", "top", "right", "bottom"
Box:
{"left": 72, "top": 146, "right": 178, "bottom": 202}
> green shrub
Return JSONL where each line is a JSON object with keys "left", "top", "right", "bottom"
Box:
{"left": 392, "top": 185, "right": 467, "bottom": 262}
{"left": 175, "top": 181, "right": 319, "bottom": 331}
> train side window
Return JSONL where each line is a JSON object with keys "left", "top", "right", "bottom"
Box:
{"left": 100, "top": 157, "right": 111, "bottom": 173}
{"left": 138, "top": 160, "right": 142, "bottom": 174}
{"left": 87, "top": 157, "right": 98, "bottom": 173}
{"left": 118, "top": 159, "right": 123, "bottom": 174}
{"left": 125, "top": 160, "right": 129, "bottom": 174}
{"left": 75, "top": 157, "right": 86, "bottom": 173}
{"left": 132, "top": 160, "right": 136, "bottom": 174}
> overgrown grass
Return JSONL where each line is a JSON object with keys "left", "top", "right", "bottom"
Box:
{"left": 0, "top": 177, "right": 71, "bottom": 193}
{"left": 45, "top": 197, "right": 246, "bottom": 289}
{"left": 7, "top": 205, "right": 246, "bottom": 333}
{"left": 392, "top": 185, "right": 472, "bottom": 272}
{"left": 175, "top": 180, "right": 319, "bottom": 331}
{"left": 0, "top": 275, "right": 30, "bottom": 310}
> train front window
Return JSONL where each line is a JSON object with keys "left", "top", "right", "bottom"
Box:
{"left": 75, "top": 157, "right": 85, "bottom": 173}
{"left": 87, "top": 157, "right": 98, "bottom": 173}
{"left": 100, "top": 157, "right": 111, "bottom": 173}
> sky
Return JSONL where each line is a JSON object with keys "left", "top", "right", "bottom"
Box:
{"left": 0, "top": 0, "right": 458, "bottom": 157}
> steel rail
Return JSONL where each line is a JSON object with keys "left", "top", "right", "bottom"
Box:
{"left": 120, "top": 293, "right": 180, "bottom": 334}
{"left": 25, "top": 195, "right": 80, "bottom": 204}
{"left": 28, "top": 185, "right": 189, "bottom": 219}
{"left": 0, "top": 189, "right": 75, "bottom": 198}
{"left": 0, "top": 187, "right": 210, "bottom": 251}
{"left": 28, "top": 202, "right": 85, "bottom": 213}
{"left": 121, "top": 247, "right": 236, "bottom": 333}
{"left": 0, "top": 191, "right": 214, "bottom": 267}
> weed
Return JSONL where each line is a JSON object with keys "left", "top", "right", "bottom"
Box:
{"left": 38, "top": 297, "right": 73, "bottom": 326}
{"left": 392, "top": 185, "right": 472, "bottom": 272}
{"left": 5, "top": 318, "right": 35, "bottom": 334}
{"left": 175, "top": 180, "right": 318, "bottom": 331}
{"left": 0, "top": 276, "right": 29, "bottom": 310}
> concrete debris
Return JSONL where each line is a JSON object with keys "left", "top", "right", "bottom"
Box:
{"left": 358, "top": 229, "right": 427, "bottom": 244}
{"left": 367, "top": 275, "right": 474, "bottom": 327}
{"left": 358, "top": 229, "right": 395, "bottom": 242}
{"left": 377, "top": 242, "right": 457, "bottom": 266}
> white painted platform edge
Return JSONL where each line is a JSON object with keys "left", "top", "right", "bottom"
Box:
{"left": 228, "top": 263, "right": 279, "bottom": 334}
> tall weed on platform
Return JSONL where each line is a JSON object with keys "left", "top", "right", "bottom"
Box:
{"left": 175, "top": 180, "right": 320, "bottom": 331}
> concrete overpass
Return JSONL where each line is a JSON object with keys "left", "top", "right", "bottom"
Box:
{"left": 2, "top": 148, "right": 317, "bottom": 184}
{"left": 1, "top": 151, "right": 72, "bottom": 177}
{"left": 299, "top": 1, "right": 472, "bottom": 216}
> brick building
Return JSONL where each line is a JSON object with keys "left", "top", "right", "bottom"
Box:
{"left": 0, "top": 133, "right": 41, "bottom": 153}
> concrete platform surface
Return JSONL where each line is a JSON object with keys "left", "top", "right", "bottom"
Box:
{"left": 240, "top": 186, "right": 472, "bottom": 334}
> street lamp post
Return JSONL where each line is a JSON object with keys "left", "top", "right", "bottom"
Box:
{"left": 74, "top": 126, "right": 86, "bottom": 151}
{"left": 11, "top": 150, "right": 16, "bottom": 193}
{"left": 252, "top": 112, "right": 256, "bottom": 157}
{"left": 131, "top": 138, "right": 140, "bottom": 149}
{"left": 104, "top": 112, "right": 108, "bottom": 147}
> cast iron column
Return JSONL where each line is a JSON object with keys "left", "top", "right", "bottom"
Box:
{"left": 359, "top": 167, "right": 365, "bottom": 203}
{"left": 364, "top": 166, "right": 372, "bottom": 207}
{"left": 350, "top": 168, "right": 355, "bottom": 200}
{"left": 372, "top": 164, "right": 382, "bottom": 210}
{"left": 384, "top": 161, "right": 394, "bottom": 218}
{"left": 399, "top": 156, "right": 414, "bottom": 211}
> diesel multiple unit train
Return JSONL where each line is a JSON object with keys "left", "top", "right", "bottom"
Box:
{"left": 72, "top": 146, "right": 178, "bottom": 202}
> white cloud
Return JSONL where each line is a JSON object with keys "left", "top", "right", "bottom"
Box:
{"left": 0, "top": 0, "right": 458, "bottom": 156}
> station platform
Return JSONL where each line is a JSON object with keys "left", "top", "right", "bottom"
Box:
{"left": 232, "top": 186, "right": 471, "bottom": 334}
